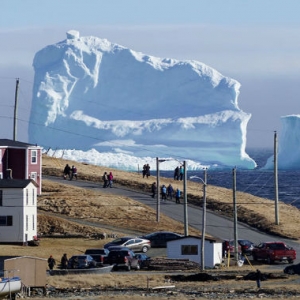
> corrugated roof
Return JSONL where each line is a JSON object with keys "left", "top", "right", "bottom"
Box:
{"left": 0, "top": 139, "right": 40, "bottom": 148}
{"left": 0, "top": 179, "right": 39, "bottom": 188}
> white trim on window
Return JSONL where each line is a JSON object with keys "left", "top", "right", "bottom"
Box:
{"left": 31, "top": 150, "right": 37, "bottom": 164}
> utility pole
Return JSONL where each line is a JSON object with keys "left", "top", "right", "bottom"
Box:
{"left": 156, "top": 157, "right": 160, "bottom": 222}
{"left": 13, "top": 78, "right": 19, "bottom": 141}
{"left": 201, "top": 168, "right": 207, "bottom": 271}
{"left": 233, "top": 167, "right": 239, "bottom": 262}
{"left": 274, "top": 131, "right": 279, "bottom": 225}
{"left": 183, "top": 160, "right": 188, "bottom": 236}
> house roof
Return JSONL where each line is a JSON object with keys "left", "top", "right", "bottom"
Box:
{"left": 0, "top": 179, "right": 39, "bottom": 188}
{"left": 0, "top": 139, "right": 41, "bottom": 149}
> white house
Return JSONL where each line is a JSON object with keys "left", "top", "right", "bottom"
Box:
{"left": 0, "top": 179, "right": 38, "bottom": 245}
{"left": 167, "top": 236, "right": 223, "bottom": 268}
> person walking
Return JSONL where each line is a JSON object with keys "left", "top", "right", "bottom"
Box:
{"left": 70, "top": 165, "right": 77, "bottom": 180}
{"left": 255, "top": 269, "right": 262, "bottom": 288}
{"left": 161, "top": 185, "right": 167, "bottom": 201}
{"left": 48, "top": 255, "right": 56, "bottom": 270}
{"left": 108, "top": 171, "right": 114, "bottom": 188}
{"left": 63, "top": 164, "right": 71, "bottom": 180}
{"left": 151, "top": 182, "right": 157, "bottom": 198}
{"left": 174, "top": 166, "right": 180, "bottom": 180}
{"left": 61, "top": 253, "right": 69, "bottom": 269}
{"left": 179, "top": 166, "right": 184, "bottom": 181}
{"left": 102, "top": 172, "right": 108, "bottom": 188}
{"left": 175, "top": 188, "right": 181, "bottom": 204}
{"left": 167, "top": 184, "right": 174, "bottom": 200}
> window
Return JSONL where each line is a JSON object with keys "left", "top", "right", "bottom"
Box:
{"left": 31, "top": 150, "right": 37, "bottom": 164}
{"left": 26, "top": 215, "right": 28, "bottom": 231}
{"left": 0, "top": 216, "right": 13, "bottom": 226}
{"left": 32, "top": 189, "right": 35, "bottom": 205}
{"left": 0, "top": 190, "right": 2, "bottom": 206}
{"left": 181, "top": 245, "right": 198, "bottom": 255}
{"left": 32, "top": 214, "right": 35, "bottom": 230}
{"left": 26, "top": 189, "right": 28, "bottom": 205}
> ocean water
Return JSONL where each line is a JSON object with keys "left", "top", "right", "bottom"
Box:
{"left": 161, "top": 148, "right": 300, "bottom": 209}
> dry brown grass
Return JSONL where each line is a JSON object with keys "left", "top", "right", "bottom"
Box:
{"left": 42, "top": 154, "right": 300, "bottom": 240}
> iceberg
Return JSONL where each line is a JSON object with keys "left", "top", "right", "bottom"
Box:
{"left": 264, "top": 115, "right": 300, "bottom": 170}
{"left": 29, "top": 30, "right": 256, "bottom": 170}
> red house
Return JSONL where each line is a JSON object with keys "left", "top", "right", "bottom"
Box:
{"left": 0, "top": 139, "right": 42, "bottom": 194}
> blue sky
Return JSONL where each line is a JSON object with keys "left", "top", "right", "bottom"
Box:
{"left": 1, "top": 0, "right": 300, "bottom": 148}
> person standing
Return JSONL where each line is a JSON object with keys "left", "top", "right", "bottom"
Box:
{"left": 145, "top": 164, "right": 151, "bottom": 178}
{"left": 161, "top": 185, "right": 167, "bottom": 201}
{"left": 70, "top": 165, "right": 77, "bottom": 180}
{"left": 63, "top": 164, "right": 71, "bottom": 180}
{"left": 102, "top": 172, "right": 108, "bottom": 188}
{"left": 167, "top": 184, "right": 174, "bottom": 200}
{"left": 61, "top": 253, "right": 69, "bottom": 269}
{"left": 175, "top": 188, "right": 181, "bottom": 204}
{"left": 48, "top": 255, "right": 56, "bottom": 270}
{"left": 108, "top": 172, "right": 114, "bottom": 188}
{"left": 179, "top": 166, "right": 184, "bottom": 181}
{"left": 174, "top": 166, "right": 180, "bottom": 180}
{"left": 151, "top": 182, "right": 157, "bottom": 198}
{"left": 256, "top": 269, "right": 262, "bottom": 288}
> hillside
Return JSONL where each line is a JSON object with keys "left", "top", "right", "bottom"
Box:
{"left": 40, "top": 154, "right": 300, "bottom": 240}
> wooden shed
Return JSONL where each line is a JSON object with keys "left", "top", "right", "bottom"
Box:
{"left": 4, "top": 256, "right": 47, "bottom": 288}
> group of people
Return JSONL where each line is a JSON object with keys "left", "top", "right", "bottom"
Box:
{"left": 151, "top": 183, "right": 181, "bottom": 203}
{"left": 63, "top": 164, "right": 78, "bottom": 180}
{"left": 48, "top": 253, "right": 69, "bottom": 270}
{"left": 174, "top": 166, "right": 184, "bottom": 181}
{"left": 142, "top": 164, "right": 151, "bottom": 178}
{"left": 102, "top": 171, "right": 114, "bottom": 188}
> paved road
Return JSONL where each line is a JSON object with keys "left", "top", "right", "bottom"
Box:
{"left": 44, "top": 175, "right": 300, "bottom": 266}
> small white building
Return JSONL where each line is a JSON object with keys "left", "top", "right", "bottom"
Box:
{"left": 0, "top": 179, "right": 38, "bottom": 245}
{"left": 167, "top": 236, "right": 223, "bottom": 268}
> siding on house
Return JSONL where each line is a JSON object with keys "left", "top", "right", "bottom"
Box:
{"left": 0, "top": 139, "right": 42, "bottom": 194}
{"left": 167, "top": 236, "right": 222, "bottom": 268}
{"left": 0, "top": 180, "right": 38, "bottom": 244}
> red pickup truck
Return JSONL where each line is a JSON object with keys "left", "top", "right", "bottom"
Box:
{"left": 252, "top": 241, "right": 296, "bottom": 264}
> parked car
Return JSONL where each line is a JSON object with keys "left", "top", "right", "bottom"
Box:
{"left": 238, "top": 239, "right": 254, "bottom": 256}
{"left": 252, "top": 241, "right": 296, "bottom": 264}
{"left": 104, "top": 236, "right": 151, "bottom": 253}
{"left": 106, "top": 249, "right": 140, "bottom": 271}
{"left": 67, "top": 255, "right": 97, "bottom": 269}
{"left": 139, "top": 231, "right": 183, "bottom": 248}
{"left": 222, "top": 239, "right": 242, "bottom": 257}
{"left": 284, "top": 263, "right": 300, "bottom": 275}
{"left": 84, "top": 248, "right": 110, "bottom": 266}
{"left": 135, "top": 253, "right": 151, "bottom": 269}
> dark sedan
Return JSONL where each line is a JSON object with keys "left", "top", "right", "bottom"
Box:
{"left": 135, "top": 253, "right": 151, "bottom": 269}
{"left": 284, "top": 263, "right": 300, "bottom": 275}
{"left": 238, "top": 239, "right": 254, "bottom": 255}
{"left": 140, "top": 231, "right": 183, "bottom": 248}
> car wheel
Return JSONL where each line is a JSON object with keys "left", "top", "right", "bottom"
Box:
{"left": 287, "top": 268, "right": 294, "bottom": 275}
{"left": 288, "top": 259, "right": 294, "bottom": 264}
{"left": 142, "top": 246, "right": 148, "bottom": 253}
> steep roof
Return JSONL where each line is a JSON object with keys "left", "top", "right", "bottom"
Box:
{"left": 0, "top": 139, "right": 41, "bottom": 148}
{"left": 0, "top": 179, "right": 39, "bottom": 188}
